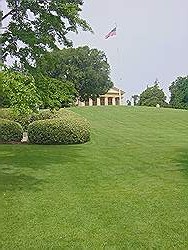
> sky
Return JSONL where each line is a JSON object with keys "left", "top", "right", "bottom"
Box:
{"left": 1, "top": 0, "right": 188, "bottom": 101}
{"left": 68, "top": 0, "right": 188, "bottom": 101}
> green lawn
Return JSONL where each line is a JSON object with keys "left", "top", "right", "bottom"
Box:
{"left": 0, "top": 106, "right": 188, "bottom": 249}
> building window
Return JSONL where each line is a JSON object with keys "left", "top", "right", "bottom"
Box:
{"left": 92, "top": 99, "right": 97, "bottom": 106}
{"left": 108, "top": 97, "right": 112, "bottom": 105}
{"left": 115, "top": 97, "right": 120, "bottom": 105}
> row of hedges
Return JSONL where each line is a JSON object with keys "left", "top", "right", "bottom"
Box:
{"left": 0, "top": 108, "right": 59, "bottom": 130}
{"left": 0, "top": 109, "right": 90, "bottom": 144}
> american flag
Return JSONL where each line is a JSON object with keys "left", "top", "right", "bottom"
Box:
{"left": 105, "top": 27, "right": 117, "bottom": 39}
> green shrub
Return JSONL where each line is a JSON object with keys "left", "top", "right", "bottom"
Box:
{"left": 28, "top": 115, "right": 90, "bottom": 144}
{"left": 25, "top": 110, "right": 59, "bottom": 129}
{"left": 0, "top": 69, "right": 40, "bottom": 115}
{"left": 0, "top": 108, "right": 59, "bottom": 130}
{"left": 0, "top": 119, "right": 23, "bottom": 143}
{"left": 0, "top": 108, "right": 13, "bottom": 120}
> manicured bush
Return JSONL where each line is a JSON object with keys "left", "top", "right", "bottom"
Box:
{"left": 0, "top": 108, "right": 59, "bottom": 130}
{"left": 28, "top": 115, "right": 90, "bottom": 144}
{"left": 0, "top": 119, "right": 23, "bottom": 143}
{"left": 0, "top": 108, "right": 13, "bottom": 120}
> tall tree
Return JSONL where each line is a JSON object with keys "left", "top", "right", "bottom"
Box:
{"left": 138, "top": 82, "right": 167, "bottom": 107}
{"left": 169, "top": 76, "right": 188, "bottom": 109}
{"left": 131, "top": 94, "right": 139, "bottom": 106}
{"left": 35, "top": 46, "right": 113, "bottom": 101}
{"left": 1, "top": 0, "right": 91, "bottom": 68}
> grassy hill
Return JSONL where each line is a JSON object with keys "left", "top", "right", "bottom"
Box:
{"left": 0, "top": 106, "right": 188, "bottom": 249}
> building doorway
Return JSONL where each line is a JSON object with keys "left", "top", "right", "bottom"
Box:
{"left": 92, "top": 99, "right": 97, "bottom": 106}
{"left": 108, "top": 97, "right": 112, "bottom": 105}
{"left": 85, "top": 99, "right": 89, "bottom": 106}
{"left": 100, "top": 97, "right": 105, "bottom": 105}
{"left": 115, "top": 97, "right": 120, "bottom": 105}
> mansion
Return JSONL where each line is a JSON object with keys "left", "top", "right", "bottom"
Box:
{"left": 77, "top": 86, "right": 125, "bottom": 107}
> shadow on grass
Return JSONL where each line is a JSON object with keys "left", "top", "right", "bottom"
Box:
{"left": 0, "top": 171, "right": 44, "bottom": 193}
{"left": 177, "top": 149, "right": 188, "bottom": 174}
{"left": 169, "top": 149, "right": 188, "bottom": 175}
{"left": 0, "top": 144, "right": 85, "bottom": 167}
{"left": 0, "top": 144, "right": 85, "bottom": 193}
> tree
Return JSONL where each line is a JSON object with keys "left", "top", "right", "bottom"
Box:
{"left": 138, "top": 83, "right": 167, "bottom": 107}
{"left": 0, "top": 69, "right": 40, "bottom": 114}
{"left": 1, "top": 0, "right": 91, "bottom": 68}
{"left": 131, "top": 94, "right": 139, "bottom": 106}
{"left": 35, "top": 46, "right": 113, "bottom": 101}
{"left": 0, "top": 68, "right": 77, "bottom": 111}
{"left": 126, "top": 100, "right": 131, "bottom": 106}
{"left": 34, "top": 73, "right": 77, "bottom": 109}
{"left": 169, "top": 76, "right": 188, "bottom": 109}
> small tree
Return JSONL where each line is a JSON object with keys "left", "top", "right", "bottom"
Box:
{"left": 138, "top": 82, "right": 167, "bottom": 107}
{"left": 0, "top": 69, "right": 77, "bottom": 112}
{"left": 169, "top": 76, "right": 188, "bottom": 109}
{"left": 131, "top": 94, "right": 139, "bottom": 106}
{"left": 34, "top": 73, "right": 77, "bottom": 109}
{"left": 126, "top": 100, "right": 131, "bottom": 106}
{"left": 0, "top": 69, "right": 40, "bottom": 115}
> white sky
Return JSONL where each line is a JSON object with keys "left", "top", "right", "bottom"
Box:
{"left": 1, "top": 0, "right": 188, "bottom": 100}
{"left": 69, "top": 0, "right": 188, "bottom": 100}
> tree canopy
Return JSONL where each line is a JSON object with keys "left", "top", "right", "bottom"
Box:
{"left": 1, "top": 0, "right": 91, "bottom": 68}
{"left": 0, "top": 69, "right": 40, "bottom": 114}
{"left": 169, "top": 76, "right": 188, "bottom": 109}
{"left": 0, "top": 68, "right": 77, "bottom": 111}
{"left": 35, "top": 46, "right": 113, "bottom": 101}
{"left": 33, "top": 72, "right": 76, "bottom": 109}
{"left": 138, "top": 82, "right": 167, "bottom": 107}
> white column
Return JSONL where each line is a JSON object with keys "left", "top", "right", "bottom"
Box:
{"left": 78, "top": 99, "right": 85, "bottom": 106}
{"left": 119, "top": 90, "right": 122, "bottom": 105}
{"left": 97, "top": 98, "right": 100, "bottom": 106}
{"left": 112, "top": 97, "right": 116, "bottom": 105}
{"left": 89, "top": 98, "right": 93, "bottom": 106}
{"left": 105, "top": 97, "right": 108, "bottom": 106}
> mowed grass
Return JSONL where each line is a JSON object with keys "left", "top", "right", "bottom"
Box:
{"left": 0, "top": 106, "right": 188, "bottom": 249}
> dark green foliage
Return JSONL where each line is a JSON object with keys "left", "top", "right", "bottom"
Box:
{"left": 33, "top": 73, "right": 77, "bottom": 109}
{"left": 0, "top": 119, "right": 23, "bottom": 142}
{"left": 132, "top": 94, "right": 139, "bottom": 106}
{"left": 138, "top": 83, "right": 167, "bottom": 107}
{"left": 28, "top": 113, "right": 90, "bottom": 144}
{"left": 0, "top": 108, "right": 90, "bottom": 144}
{"left": 36, "top": 46, "right": 113, "bottom": 101}
{"left": 126, "top": 100, "right": 131, "bottom": 106}
{"left": 0, "top": 68, "right": 76, "bottom": 112}
{"left": 0, "top": 81, "right": 10, "bottom": 108}
{"left": 0, "top": 108, "right": 59, "bottom": 130}
{"left": 169, "top": 76, "right": 188, "bottom": 109}
{"left": 2, "top": 0, "right": 92, "bottom": 68}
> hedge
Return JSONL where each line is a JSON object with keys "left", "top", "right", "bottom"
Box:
{"left": 0, "top": 108, "right": 59, "bottom": 130}
{"left": 0, "top": 119, "right": 23, "bottom": 143}
{"left": 28, "top": 115, "right": 90, "bottom": 144}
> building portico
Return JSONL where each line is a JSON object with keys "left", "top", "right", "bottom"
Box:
{"left": 77, "top": 86, "right": 125, "bottom": 107}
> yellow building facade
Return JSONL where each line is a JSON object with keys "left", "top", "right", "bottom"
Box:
{"left": 77, "top": 87, "right": 125, "bottom": 107}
